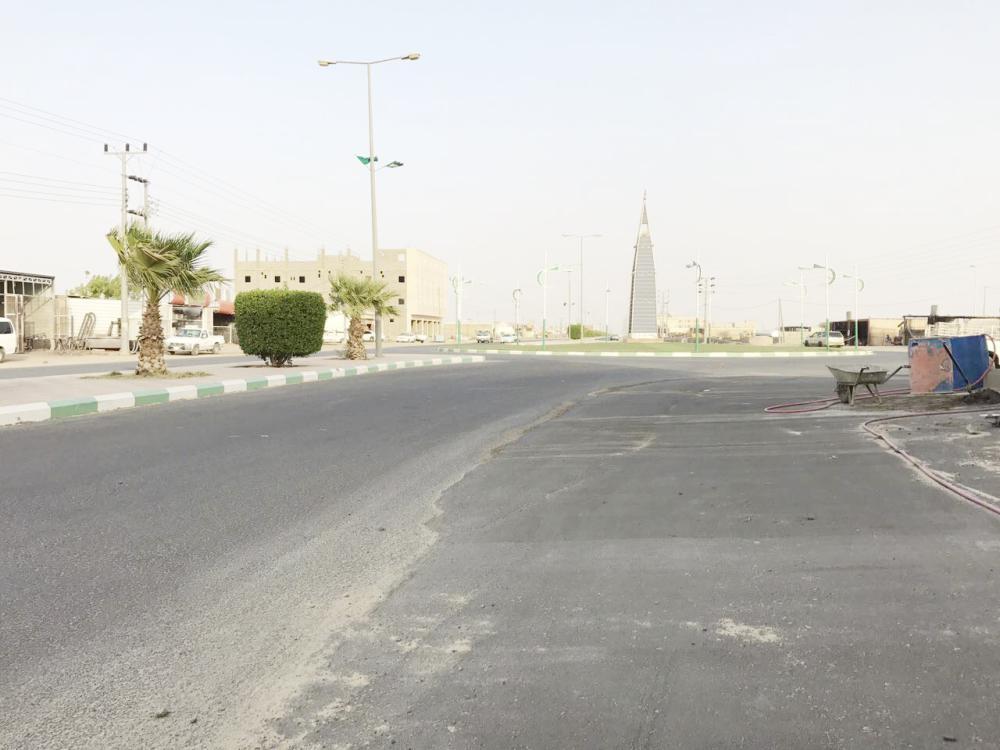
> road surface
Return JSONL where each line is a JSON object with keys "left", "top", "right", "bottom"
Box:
{"left": 3, "top": 352, "right": 999, "bottom": 748}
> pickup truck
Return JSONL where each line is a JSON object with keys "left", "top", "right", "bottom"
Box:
{"left": 166, "top": 328, "right": 224, "bottom": 355}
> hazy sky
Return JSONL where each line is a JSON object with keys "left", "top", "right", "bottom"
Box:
{"left": 2, "top": 1, "right": 999, "bottom": 331}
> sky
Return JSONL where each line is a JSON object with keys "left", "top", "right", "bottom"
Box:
{"left": 2, "top": 0, "right": 999, "bottom": 332}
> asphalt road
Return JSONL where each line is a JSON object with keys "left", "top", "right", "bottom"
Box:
{"left": 3, "top": 351, "right": 999, "bottom": 748}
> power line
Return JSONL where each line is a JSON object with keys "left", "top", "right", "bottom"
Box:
{"left": 0, "top": 110, "right": 106, "bottom": 143}
{"left": 0, "top": 171, "right": 118, "bottom": 190}
{"left": 0, "top": 97, "right": 137, "bottom": 141}
{"left": 0, "top": 176, "right": 117, "bottom": 195}
{"left": 0, "top": 191, "right": 118, "bottom": 207}
{"left": 0, "top": 138, "right": 116, "bottom": 174}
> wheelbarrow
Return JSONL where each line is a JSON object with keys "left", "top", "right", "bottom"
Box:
{"left": 827, "top": 364, "right": 908, "bottom": 405}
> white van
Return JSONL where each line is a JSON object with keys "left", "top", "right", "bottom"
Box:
{"left": 0, "top": 316, "right": 16, "bottom": 362}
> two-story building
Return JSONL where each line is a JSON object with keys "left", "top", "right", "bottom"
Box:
{"left": 234, "top": 248, "right": 448, "bottom": 340}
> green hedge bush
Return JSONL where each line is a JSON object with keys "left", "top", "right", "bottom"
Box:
{"left": 235, "top": 290, "right": 325, "bottom": 366}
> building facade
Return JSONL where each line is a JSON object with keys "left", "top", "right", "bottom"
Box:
{"left": 627, "top": 196, "right": 658, "bottom": 339}
{"left": 234, "top": 248, "right": 448, "bottom": 339}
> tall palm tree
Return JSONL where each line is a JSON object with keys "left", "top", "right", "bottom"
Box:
{"left": 106, "top": 224, "right": 225, "bottom": 376}
{"left": 328, "top": 274, "right": 399, "bottom": 360}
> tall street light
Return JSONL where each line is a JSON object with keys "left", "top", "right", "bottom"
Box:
{"left": 536, "top": 252, "right": 561, "bottom": 349}
{"left": 450, "top": 270, "right": 472, "bottom": 345}
{"left": 604, "top": 283, "right": 611, "bottom": 340}
{"left": 785, "top": 274, "right": 807, "bottom": 345}
{"left": 512, "top": 288, "right": 522, "bottom": 343}
{"left": 318, "top": 52, "right": 420, "bottom": 357}
{"left": 686, "top": 261, "right": 702, "bottom": 351}
{"left": 843, "top": 266, "right": 864, "bottom": 350}
{"left": 562, "top": 233, "right": 601, "bottom": 338}
{"left": 809, "top": 258, "right": 836, "bottom": 351}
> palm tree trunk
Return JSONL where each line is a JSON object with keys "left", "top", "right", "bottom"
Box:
{"left": 346, "top": 316, "right": 367, "bottom": 360}
{"left": 136, "top": 294, "right": 167, "bottom": 376}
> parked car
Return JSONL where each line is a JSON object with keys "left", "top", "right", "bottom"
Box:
{"left": 362, "top": 331, "right": 385, "bottom": 343}
{"left": 323, "top": 330, "right": 345, "bottom": 344}
{"left": 166, "top": 327, "right": 225, "bottom": 355}
{"left": 609, "top": 333, "right": 621, "bottom": 342}
{"left": 498, "top": 333, "right": 517, "bottom": 344}
{"left": 395, "top": 332, "right": 418, "bottom": 343}
{"left": 0, "top": 316, "right": 16, "bottom": 362}
{"left": 475, "top": 330, "right": 493, "bottom": 344}
{"left": 804, "top": 330, "right": 845, "bottom": 348}
{"left": 414, "top": 332, "right": 428, "bottom": 343}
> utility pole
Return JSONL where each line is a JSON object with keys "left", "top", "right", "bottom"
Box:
{"left": 105, "top": 142, "right": 146, "bottom": 353}
{"left": 128, "top": 175, "right": 150, "bottom": 229}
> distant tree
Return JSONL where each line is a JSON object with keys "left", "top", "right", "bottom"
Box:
{"left": 328, "top": 274, "right": 398, "bottom": 360}
{"left": 69, "top": 274, "right": 121, "bottom": 299}
{"left": 106, "top": 224, "right": 224, "bottom": 376}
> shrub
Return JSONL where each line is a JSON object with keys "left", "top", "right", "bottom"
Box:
{"left": 568, "top": 323, "right": 605, "bottom": 340}
{"left": 235, "top": 290, "right": 325, "bottom": 366}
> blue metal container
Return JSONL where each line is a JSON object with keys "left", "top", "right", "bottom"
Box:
{"left": 908, "top": 334, "right": 989, "bottom": 393}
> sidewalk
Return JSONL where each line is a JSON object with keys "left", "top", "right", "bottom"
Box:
{"left": 0, "top": 353, "right": 485, "bottom": 427}
{"left": 0, "top": 343, "right": 245, "bottom": 370}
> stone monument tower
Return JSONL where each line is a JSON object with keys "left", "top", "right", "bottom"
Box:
{"left": 627, "top": 193, "right": 658, "bottom": 339}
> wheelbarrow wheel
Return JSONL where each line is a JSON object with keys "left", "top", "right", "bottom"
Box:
{"left": 835, "top": 383, "right": 852, "bottom": 404}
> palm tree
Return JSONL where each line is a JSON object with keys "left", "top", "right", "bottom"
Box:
{"left": 106, "top": 224, "right": 225, "bottom": 376}
{"left": 328, "top": 274, "right": 399, "bottom": 360}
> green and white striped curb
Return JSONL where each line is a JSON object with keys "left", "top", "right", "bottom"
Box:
{"left": 0, "top": 355, "right": 485, "bottom": 427}
{"left": 439, "top": 348, "right": 872, "bottom": 359}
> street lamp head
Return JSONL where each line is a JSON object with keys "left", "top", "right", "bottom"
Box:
{"left": 403, "top": 53, "right": 421, "bottom": 61}
{"left": 385, "top": 161, "right": 404, "bottom": 168}
{"left": 317, "top": 60, "right": 335, "bottom": 67}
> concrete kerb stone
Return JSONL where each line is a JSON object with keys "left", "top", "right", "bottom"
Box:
{"left": 0, "top": 355, "right": 485, "bottom": 428}
{"left": 439, "top": 347, "right": 873, "bottom": 359}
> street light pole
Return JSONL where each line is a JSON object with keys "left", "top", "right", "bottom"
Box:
{"left": 537, "top": 254, "right": 560, "bottom": 349}
{"left": 844, "top": 265, "right": 864, "bottom": 350}
{"left": 686, "top": 261, "right": 702, "bottom": 352}
{"left": 562, "top": 233, "right": 601, "bottom": 338}
{"left": 450, "top": 269, "right": 471, "bottom": 345}
{"left": 318, "top": 52, "right": 420, "bottom": 357}
{"left": 512, "top": 288, "right": 522, "bottom": 343}
{"left": 810, "top": 259, "right": 836, "bottom": 351}
{"left": 604, "top": 284, "right": 610, "bottom": 340}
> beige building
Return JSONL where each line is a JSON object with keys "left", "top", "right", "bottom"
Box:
{"left": 657, "top": 314, "right": 756, "bottom": 342}
{"left": 234, "top": 248, "right": 447, "bottom": 339}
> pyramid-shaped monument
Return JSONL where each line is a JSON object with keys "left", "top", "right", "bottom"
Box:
{"left": 627, "top": 194, "right": 658, "bottom": 339}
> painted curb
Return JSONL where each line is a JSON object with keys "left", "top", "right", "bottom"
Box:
{"left": 0, "top": 356, "right": 485, "bottom": 428}
{"left": 438, "top": 348, "right": 874, "bottom": 359}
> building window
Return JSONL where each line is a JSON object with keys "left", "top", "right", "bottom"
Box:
{"left": 398, "top": 298, "right": 405, "bottom": 305}
{"left": 299, "top": 276, "right": 305, "bottom": 283}
{"left": 389, "top": 318, "right": 394, "bottom": 323}
{"left": 274, "top": 275, "right": 281, "bottom": 283}
{"left": 398, "top": 275, "right": 405, "bottom": 283}
{"left": 244, "top": 275, "right": 251, "bottom": 283}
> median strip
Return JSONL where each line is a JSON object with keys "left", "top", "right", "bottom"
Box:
{"left": 0, "top": 355, "right": 485, "bottom": 427}
{"left": 439, "top": 347, "right": 872, "bottom": 358}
